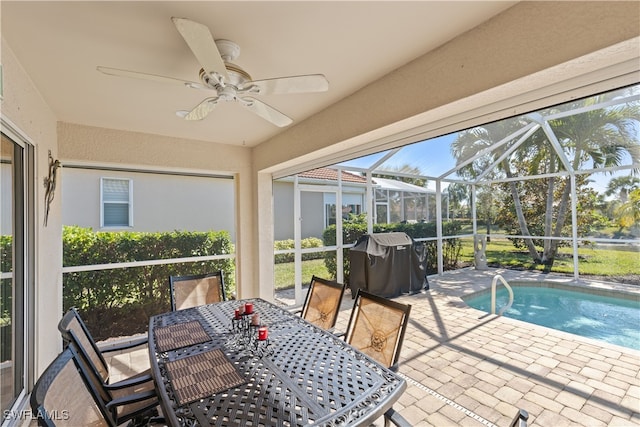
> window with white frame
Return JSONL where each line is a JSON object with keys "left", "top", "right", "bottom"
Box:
{"left": 101, "top": 177, "right": 132, "bottom": 227}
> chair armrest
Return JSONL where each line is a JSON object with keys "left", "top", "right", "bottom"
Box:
{"left": 105, "top": 389, "right": 158, "bottom": 410}
{"left": 384, "top": 408, "right": 412, "bottom": 427}
{"left": 105, "top": 370, "right": 154, "bottom": 390}
{"left": 98, "top": 335, "right": 148, "bottom": 353}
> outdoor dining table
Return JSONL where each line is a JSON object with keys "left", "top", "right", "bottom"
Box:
{"left": 148, "top": 298, "right": 407, "bottom": 426}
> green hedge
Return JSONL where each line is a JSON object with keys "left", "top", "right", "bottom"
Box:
{"left": 322, "top": 218, "right": 462, "bottom": 285}
{"left": 274, "top": 237, "right": 324, "bottom": 263}
{"left": 62, "top": 226, "right": 235, "bottom": 340}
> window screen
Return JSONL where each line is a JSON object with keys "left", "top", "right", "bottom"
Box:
{"left": 102, "top": 178, "right": 131, "bottom": 227}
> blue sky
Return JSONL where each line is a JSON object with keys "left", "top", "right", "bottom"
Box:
{"left": 338, "top": 133, "right": 635, "bottom": 196}
{"left": 338, "top": 84, "right": 639, "bottom": 197}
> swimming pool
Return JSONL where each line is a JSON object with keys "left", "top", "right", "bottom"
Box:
{"left": 462, "top": 283, "right": 640, "bottom": 350}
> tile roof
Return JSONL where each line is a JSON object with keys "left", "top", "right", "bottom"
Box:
{"left": 297, "top": 167, "right": 434, "bottom": 193}
{"left": 298, "top": 167, "right": 367, "bottom": 184}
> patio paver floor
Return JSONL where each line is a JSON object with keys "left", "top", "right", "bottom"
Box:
{"left": 105, "top": 267, "right": 640, "bottom": 426}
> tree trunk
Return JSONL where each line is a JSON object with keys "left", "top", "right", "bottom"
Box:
{"left": 546, "top": 178, "right": 572, "bottom": 267}
{"left": 505, "top": 165, "right": 540, "bottom": 262}
{"left": 542, "top": 154, "right": 556, "bottom": 264}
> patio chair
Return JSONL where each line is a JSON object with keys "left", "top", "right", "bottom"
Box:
{"left": 169, "top": 270, "right": 226, "bottom": 311}
{"left": 342, "top": 289, "right": 412, "bottom": 427}
{"left": 31, "top": 345, "right": 115, "bottom": 426}
{"left": 297, "top": 275, "right": 346, "bottom": 331}
{"left": 31, "top": 344, "right": 164, "bottom": 427}
{"left": 58, "top": 308, "right": 160, "bottom": 425}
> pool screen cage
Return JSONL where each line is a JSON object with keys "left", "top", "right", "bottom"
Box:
{"left": 276, "top": 84, "right": 639, "bottom": 304}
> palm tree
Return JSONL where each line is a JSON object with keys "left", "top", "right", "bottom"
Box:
{"left": 446, "top": 183, "right": 468, "bottom": 219}
{"left": 451, "top": 89, "right": 640, "bottom": 268}
{"left": 540, "top": 95, "right": 640, "bottom": 266}
{"left": 615, "top": 188, "right": 640, "bottom": 229}
{"left": 452, "top": 117, "right": 542, "bottom": 262}
{"left": 605, "top": 175, "right": 640, "bottom": 203}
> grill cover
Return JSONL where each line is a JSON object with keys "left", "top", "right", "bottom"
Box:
{"left": 349, "top": 232, "right": 429, "bottom": 298}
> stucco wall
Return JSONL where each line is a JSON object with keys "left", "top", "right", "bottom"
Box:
{"left": 62, "top": 168, "right": 235, "bottom": 238}
{"left": 1, "top": 39, "right": 62, "bottom": 376}
{"left": 57, "top": 122, "right": 256, "bottom": 297}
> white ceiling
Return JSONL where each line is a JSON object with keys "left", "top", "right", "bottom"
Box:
{"left": 1, "top": 1, "right": 516, "bottom": 147}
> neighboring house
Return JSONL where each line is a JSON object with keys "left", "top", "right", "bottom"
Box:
{"left": 273, "top": 167, "right": 435, "bottom": 240}
{"left": 61, "top": 166, "right": 237, "bottom": 241}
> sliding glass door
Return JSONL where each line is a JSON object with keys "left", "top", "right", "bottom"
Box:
{"left": 1, "top": 128, "right": 34, "bottom": 423}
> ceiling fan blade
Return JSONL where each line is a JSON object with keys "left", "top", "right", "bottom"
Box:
{"left": 180, "top": 97, "right": 219, "bottom": 121}
{"left": 240, "top": 97, "right": 293, "bottom": 127}
{"left": 97, "top": 66, "right": 206, "bottom": 89}
{"left": 171, "top": 17, "right": 229, "bottom": 83}
{"left": 242, "top": 74, "right": 329, "bottom": 95}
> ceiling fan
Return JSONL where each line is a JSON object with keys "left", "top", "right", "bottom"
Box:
{"left": 97, "top": 17, "right": 329, "bottom": 127}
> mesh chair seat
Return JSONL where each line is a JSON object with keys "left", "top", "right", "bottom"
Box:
{"left": 343, "top": 290, "right": 412, "bottom": 427}
{"left": 58, "top": 308, "right": 159, "bottom": 425}
{"left": 344, "top": 290, "right": 411, "bottom": 370}
{"left": 170, "top": 271, "right": 226, "bottom": 311}
{"left": 300, "top": 275, "right": 346, "bottom": 331}
{"left": 31, "top": 345, "right": 114, "bottom": 426}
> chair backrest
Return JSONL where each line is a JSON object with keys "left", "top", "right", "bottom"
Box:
{"left": 58, "top": 308, "right": 110, "bottom": 383}
{"left": 170, "top": 271, "right": 226, "bottom": 311}
{"left": 301, "top": 275, "right": 346, "bottom": 330}
{"left": 344, "top": 290, "right": 411, "bottom": 370}
{"left": 31, "top": 345, "right": 113, "bottom": 427}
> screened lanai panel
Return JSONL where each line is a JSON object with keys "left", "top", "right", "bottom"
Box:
{"left": 325, "top": 83, "right": 638, "bottom": 281}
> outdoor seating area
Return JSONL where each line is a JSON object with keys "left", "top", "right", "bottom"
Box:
{"left": 273, "top": 268, "right": 640, "bottom": 426}
{"left": 70, "top": 268, "right": 640, "bottom": 426}
{"left": 55, "top": 267, "right": 640, "bottom": 426}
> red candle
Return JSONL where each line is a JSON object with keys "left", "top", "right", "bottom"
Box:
{"left": 245, "top": 302, "right": 254, "bottom": 314}
{"left": 258, "top": 326, "right": 268, "bottom": 341}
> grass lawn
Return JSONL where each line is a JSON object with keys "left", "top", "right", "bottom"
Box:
{"left": 274, "top": 258, "right": 329, "bottom": 290}
{"left": 274, "top": 236, "right": 637, "bottom": 291}
{"left": 459, "top": 237, "right": 639, "bottom": 277}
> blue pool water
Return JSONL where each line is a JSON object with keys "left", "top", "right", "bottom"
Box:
{"left": 463, "top": 286, "right": 640, "bottom": 350}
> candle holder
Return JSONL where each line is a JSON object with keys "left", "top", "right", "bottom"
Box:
{"left": 228, "top": 309, "right": 272, "bottom": 359}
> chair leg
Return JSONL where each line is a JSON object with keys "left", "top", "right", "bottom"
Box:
{"left": 383, "top": 407, "right": 411, "bottom": 427}
{"left": 509, "top": 408, "right": 529, "bottom": 427}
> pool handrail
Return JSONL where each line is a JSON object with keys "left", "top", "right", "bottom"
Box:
{"left": 491, "top": 275, "right": 514, "bottom": 316}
